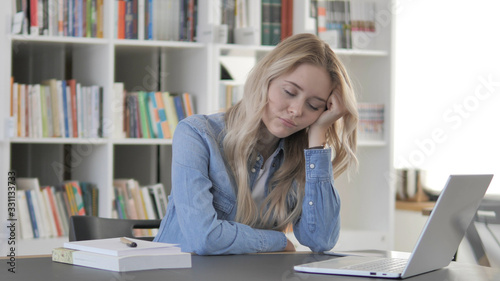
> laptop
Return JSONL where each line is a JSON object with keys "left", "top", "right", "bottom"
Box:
{"left": 294, "top": 174, "right": 494, "bottom": 279}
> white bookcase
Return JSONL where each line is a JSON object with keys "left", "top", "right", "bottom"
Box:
{"left": 0, "top": 0, "right": 394, "bottom": 255}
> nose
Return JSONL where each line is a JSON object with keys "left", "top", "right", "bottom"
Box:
{"left": 288, "top": 100, "right": 303, "bottom": 117}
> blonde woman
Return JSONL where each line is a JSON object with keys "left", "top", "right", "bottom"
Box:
{"left": 154, "top": 33, "right": 358, "bottom": 255}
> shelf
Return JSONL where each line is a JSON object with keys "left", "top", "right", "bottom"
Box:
{"left": 396, "top": 200, "right": 436, "bottom": 213}
{"left": 112, "top": 138, "right": 173, "bottom": 145}
{"left": 9, "top": 137, "right": 108, "bottom": 145}
{"left": 113, "top": 39, "right": 204, "bottom": 48}
{"left": 10, "top": 34, "right": 109, "bottom": 45}
{"left": 218, "top": 43, "right": 388, "bottom": 57}
{"left": 334, "top": 49, "right": 389, "bottom": 56}
{"left": 358, "top": 140, "right": 387, "bottom": 147}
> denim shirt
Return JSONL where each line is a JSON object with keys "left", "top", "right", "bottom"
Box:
{"left": 154, "top": 113, "right": 341, "bottom": 255}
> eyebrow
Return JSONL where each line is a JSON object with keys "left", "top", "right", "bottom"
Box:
{"left": 284, "top": 80, "right": 328, "bottom": 103}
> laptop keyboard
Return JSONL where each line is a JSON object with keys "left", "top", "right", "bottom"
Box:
{"left": 342, "top": 258, "right": 408, "bottom": 273}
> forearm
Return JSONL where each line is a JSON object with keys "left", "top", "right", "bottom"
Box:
{"left": 293, "top": 148, "right": 341, "bottom": 252}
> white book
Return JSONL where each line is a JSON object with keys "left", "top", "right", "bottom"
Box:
{"left": 16, "top": 178, "right": 45, "bottom": 237}
{"left": 52, "top": 247, "right": 191, "bottom": 272}
{"left": 64, "top": 237, "right": 180, "bottom": 257}
{"left": 76, "top": 83, "right": 83, "bottom": 138}
{"left": 147, "top": 183, "right": 168, "bottom": 219}
{"left": 17, "top": 190, "right": 34, "bottom": 239}
{"left": 141, "top": 187, "right": 158, "bottom": 220}
{"left": 27, "top": 85, "right": 33, "bottom": 137}
{"left": 30, "top": 184, "right": 49, "bottom": 238}
{"left": 66, "top": 85, "right": 73, "bottom": 138}
{"left": 41, "top": 187, "right": 58, "bottom": 237}
{"left": 34, "top": 85, "right": 43, "bottom": 138}
{"left": 138, "top": 0, "right": 145, "bottom": 40}
{"left": 12, "top": 82, "right": 18, "bottom": 127}
{"left": 112, "top": 82, "right": 125, "bottom": 139}
{"left": 19, "top": 84, "right": 25, "bottom": 137}
{"left": 44, "top": 85, "right": 54, "bottom": 138}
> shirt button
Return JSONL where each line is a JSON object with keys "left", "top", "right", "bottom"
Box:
{"left": 251, "top": 168, "right": 256, "bottom": 173}
{"left": 309, "top": 163, "right": 315, "bottom": 169}
{"left": 256, "top": 156, "right": 260, "bottom": 161}
{"left": 309, "top": 201, "right": 314, "bottom": 206}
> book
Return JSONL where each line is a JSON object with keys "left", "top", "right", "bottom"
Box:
{"left": 162, "top": 92, "right": 179, "bottom": 135}
{"left": 17, "top": 178, "right": 49, "bottom": 238}
{"left": 52, "top": 247, "right": 191, "bottom": 272}
{"left": 63, "top": 237, "right": 180, "bottom": 256}
{"left": 146, "top": 183, "right": 168, "bottom": 219}
{"left": 17, "top": 190, "right": 34, "bottom": 239}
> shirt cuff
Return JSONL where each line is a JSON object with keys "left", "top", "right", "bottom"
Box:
{"left": 257, "top": 229, "right": 288, "bottom": 252}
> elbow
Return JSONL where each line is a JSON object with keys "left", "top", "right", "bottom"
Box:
{"left": 308, "top": 233, "right": 339, "bottom": 253}
{"left": 190, "top": 237, "right": 218, "bottom": 255}
{"left": 189, "top": 230, "right": 234, "bottom": 255}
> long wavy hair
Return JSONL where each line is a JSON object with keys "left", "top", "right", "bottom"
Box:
{"left": 224, "top": 33, "right": 358, "bottom": 231}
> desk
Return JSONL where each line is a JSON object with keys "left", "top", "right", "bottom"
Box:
{"left": 4, "top": 253, "right": 500, "bottom": 281}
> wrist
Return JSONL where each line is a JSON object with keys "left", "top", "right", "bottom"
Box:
{"left": 308, "top": 126, "right": 327, "bottom": 148}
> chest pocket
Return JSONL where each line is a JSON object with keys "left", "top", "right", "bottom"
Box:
{"left": 212, "top": 187, "right": 235, "bottom": 220}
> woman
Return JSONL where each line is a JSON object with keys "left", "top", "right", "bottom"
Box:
{"left": 154, "top": 33, "right": 358, "bottom": 255}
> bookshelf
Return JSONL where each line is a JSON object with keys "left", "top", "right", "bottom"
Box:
{"left": 0, "top": 0, "right": 394, "bottom": 255}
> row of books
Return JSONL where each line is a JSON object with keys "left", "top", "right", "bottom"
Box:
{"left": 115, "top": 0, "right": 197, "bottom": 41}
{"left": 12, "top": 0, "right": 105, "bottom": 38}
{"left": 218, "top": 80, "right": 244, "bottom": 111}
{"left": 16, "top": 178, "right": 99, "bottom": 239}
{"left": 357, "top": 103, "right": 384, "bottom": 141}
{"left": 9, "top": 78, "right": 104, "bottom": 138}
{"left": 112, "top": 179, "right": 169, "bottom": 237}
{"left": 261, "top": 0, "right": 294, "bottom": 46}
{"left": 395, "top": 169, "right": 430, "bottom": 202}
{"left": 53, "top": 237, "right": 191, "bottom": 272}
{"left": 113, "top": 83, "right": 195, "bottom": 139}
{"left": 316, "top": 0, "right": 377, "bottom": 49}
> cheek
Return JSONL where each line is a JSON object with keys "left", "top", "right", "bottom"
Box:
{"left": 303, "top": 111, "right": 324, "bottom": 127}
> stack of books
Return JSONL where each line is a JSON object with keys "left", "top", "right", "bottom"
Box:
{"left": 115, "top": 0, "right": 197, "bottom": 41}
{"left": 113, "top": 83, "right": 195, "bottom": 139}
{"left": 112, "top": 179, "right": 168, "bottom": 237}
{"left": 52, "top": 237, "right": 191, "bottom": 272}
{"left": 12, "top": 0, "right": 105, "bottom": 38}
{"left": 357, "top": 103, "right": 385, "bottom": 141}
{"left": 219, "top": 80, "right": 244, "bottom": 111}
{"left": 10, "top": 78, "right": 104, "bottom": 139}
{"left": 17, "top": 178, "right": 98, "bottom": 239}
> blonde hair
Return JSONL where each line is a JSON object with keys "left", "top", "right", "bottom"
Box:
{"left": 224, "top": 33, "right": 358, "bottom": 231}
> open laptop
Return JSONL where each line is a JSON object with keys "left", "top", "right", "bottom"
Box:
{"left": 294, "top": 174, "right": 494, "bottom": 279}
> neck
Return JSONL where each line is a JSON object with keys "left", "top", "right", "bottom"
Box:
{"left": 256, "top": 123, "right": 280, "bottom": 161}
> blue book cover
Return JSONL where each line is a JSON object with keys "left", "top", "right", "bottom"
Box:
{"left": 173, "top": 95, "right": 186, "bottom": 121}
{"left": 61, "top": 80, "right": 69, "bottom": 137}
{"left": 147, "top": 0, "right": 153, "bottom": 39}
{"left": 25, "top": 190, "right": 39, "bottom": 238}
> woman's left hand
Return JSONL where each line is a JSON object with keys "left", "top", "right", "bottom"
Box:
{"left": 311, "top": 88, "right": 346, "bottom": 132}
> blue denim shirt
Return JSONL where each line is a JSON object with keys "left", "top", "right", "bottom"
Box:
{"left": 154, "top": 113, "right": 341, "bottom": 255}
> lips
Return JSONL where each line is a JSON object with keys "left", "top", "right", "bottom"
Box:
{"left": 279, "top": 117, "right": 297, "bottom": 128}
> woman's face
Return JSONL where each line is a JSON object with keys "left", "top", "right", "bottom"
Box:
{"left": 262, "top": 63, "right": 333, "bottom": 139}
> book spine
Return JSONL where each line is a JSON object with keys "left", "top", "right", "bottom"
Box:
{"left": 24, "top": 190, "right": 40, "bottom": 238}
{"left": 173, "top": 95, "right": 185, "bottom": 122}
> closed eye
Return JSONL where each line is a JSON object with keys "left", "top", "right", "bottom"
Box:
{"left": 284, "top": 89, "right": 295, "bottom": 96}
{"left": 308, "top": 103, "right": 320, "bottom": 111}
